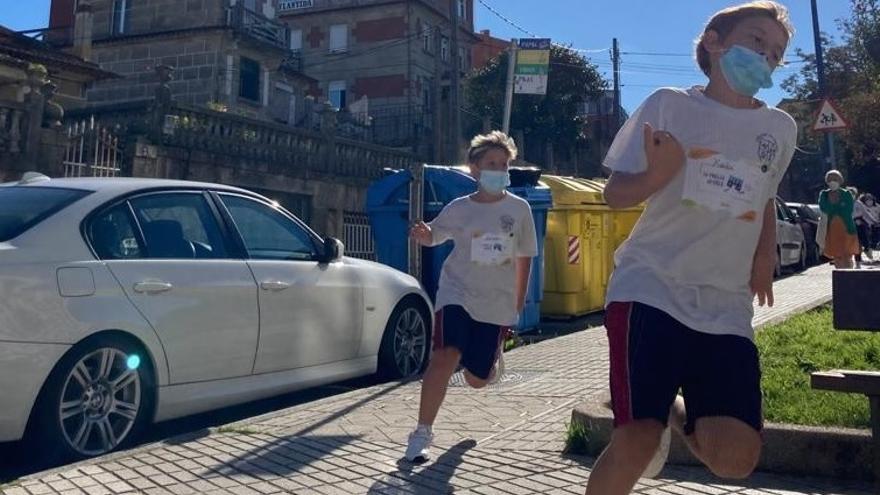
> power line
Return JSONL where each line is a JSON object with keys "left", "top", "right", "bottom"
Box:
{"left": 476, "top": 0, "right": 608, "bottom": 54}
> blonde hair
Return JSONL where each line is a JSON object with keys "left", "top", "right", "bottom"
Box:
{"left": 695, "top": 1, "right": 794, "bottom": 77}
{"left": 467, "top": 131, "right": 518, "bottom": 165}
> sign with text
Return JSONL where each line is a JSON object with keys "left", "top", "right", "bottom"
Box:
{"left": 515, "top": 38, "right": 551, "bottom": 95}
{"left": 279, "top": 0, "right": 314, "bottom": 12}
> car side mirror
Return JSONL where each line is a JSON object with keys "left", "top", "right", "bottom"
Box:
{"left": 322, "top": 237, "right": 344, "bottom": 263}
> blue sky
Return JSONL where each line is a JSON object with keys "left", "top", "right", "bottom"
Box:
{"left": 2, "top": 0, "right": 851, "bottom": 111}
{"left": 473, "top": 0, "right": 851, "bottom": 111}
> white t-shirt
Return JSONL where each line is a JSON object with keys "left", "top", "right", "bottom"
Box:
{"left": 428, "top": 193, "right": 538, "bottom": 326}
{"left": 604, "top": 86, "right": 797, "bottom": 339}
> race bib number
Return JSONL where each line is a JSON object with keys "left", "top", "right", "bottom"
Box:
{"left": 471, "top": 232, "right": 513, "bottom": 266}
{"left": 682, "top": 149, "right": 764, "bottom": 221}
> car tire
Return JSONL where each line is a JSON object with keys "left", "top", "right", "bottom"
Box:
{"left": 29, "top": 335, "right": 155, "bottom": 463}
{"left": 378, "top": 299, "right": 431, "bottom": 380}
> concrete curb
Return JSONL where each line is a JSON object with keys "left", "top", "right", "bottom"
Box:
{"left": 571, "top": 399, "right": 873, "bottom": 481}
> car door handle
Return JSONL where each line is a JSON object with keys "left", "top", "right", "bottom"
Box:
{"left": 260, "top": 280, "right": 291, "bottom": 291}
{"left": 133, "top": 281, "right": 174, "bottom": 294}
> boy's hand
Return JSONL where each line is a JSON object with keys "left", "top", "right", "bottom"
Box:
{"left": 410, "top": 221, "right": 432, "bottom": 246}
{"left": 750, "top": 253, "right": 775, "bottom": 307}
{"left": 643, "top": 123, "right": 685, "bottom": 187}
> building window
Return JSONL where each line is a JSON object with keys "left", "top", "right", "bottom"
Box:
{"left": 459, "top": 47, "right": 467, "bottom": 71}
{"left": 329, "top": 80, "right": 346, "bottom": 109}
{"left": 440, "top": 37, "right": 449, "bottom": 62}
{"left": 289, "top": 28, "right": 303, "bottom": 52}
{"left": 239, "top": 57, "right": 261, "bottom": 102}
{"left": 458, "top": 0, "right": 467, "bottom": 21}
{"left": 422, "top": 22, "right": 432, "bottom": 53}
{"left": 111, "top": 0, "right": 131, "bottom": 36}
{"left": 329, "top": 24, "right": 348, "bottom": 53}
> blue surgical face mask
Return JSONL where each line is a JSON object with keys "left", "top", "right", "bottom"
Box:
{"left": 719, "top": 45, "right": 774, "bottom": 97}
{"left": 478, "top": 170, "right": 510, "bottom": 194}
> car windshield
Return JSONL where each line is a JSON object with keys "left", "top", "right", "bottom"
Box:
{"left": 0, "top": 186, "right": 91, "bottom": 242}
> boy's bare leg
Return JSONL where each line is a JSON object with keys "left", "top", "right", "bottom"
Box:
{"left": 417, "top": 347, "right": 462, "bottom": 426}
{"left": 670, "top": 396, "right": 762, "bottom": 479}
{"left": 584, "top": 420, "right": 665, "bottom": 495}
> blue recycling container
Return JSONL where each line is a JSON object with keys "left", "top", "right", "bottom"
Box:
{"left": 366, "top": 165, "right": 551, "bottom": 332}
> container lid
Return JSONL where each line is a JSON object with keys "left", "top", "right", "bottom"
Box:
{"left": 539, "top": 175, "right": 606, "bottom": 206}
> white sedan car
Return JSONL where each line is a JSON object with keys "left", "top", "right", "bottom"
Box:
{"left": 0, "top": 174, "right": 432, "bottom": 461}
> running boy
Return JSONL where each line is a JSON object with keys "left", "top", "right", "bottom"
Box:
{"left": 585, "top": 3, "right": 797, "bottom": 493}
{"left": 404, "top": 131, "right": 538, "bottom": 463}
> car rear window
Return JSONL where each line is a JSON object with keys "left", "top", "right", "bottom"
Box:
{"left": 0, "top": 187, "right": 91, "bottom": 241}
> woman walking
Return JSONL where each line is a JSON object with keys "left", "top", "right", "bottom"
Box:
{"left": 819, "top": 170, "right": 860, "bottom": 269}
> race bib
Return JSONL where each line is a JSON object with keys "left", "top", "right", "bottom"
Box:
{"left": 682, "top": 148, "right": 764, "bottom": 222}
{"left": 471, "top": 232, "right": 513, "bottom": 266}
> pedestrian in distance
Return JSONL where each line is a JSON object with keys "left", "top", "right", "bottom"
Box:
{"left": 404, "top": 131, "right": 538, "bottom": 463}
{"left": 585, "top": 2, "right": 797, "bottom": 494}
{"left": 819, "top": 171, "right": 859, "bottom": 269}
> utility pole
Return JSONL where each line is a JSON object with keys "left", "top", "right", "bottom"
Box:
{"left": 811, "top": 0, "right": 836, "bottom": 169}
{"left": 502, "top": 39, "right": 517, "bottom": 134}
{"left": 433, "top": 25, "right": 443, "bottom": 163}
{"left": 612, "top": 38, "right": 621, "bottom": 135}
{"left": 449, "top": 0, "right": 462, "bottom": 163}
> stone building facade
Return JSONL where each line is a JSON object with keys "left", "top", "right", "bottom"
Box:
{"left": 48, "top": 0, "right": 314, "bottom": 125}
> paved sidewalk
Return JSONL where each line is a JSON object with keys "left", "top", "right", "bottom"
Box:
{"left": 5, "top": 264, "right": 872, "bottom": 495}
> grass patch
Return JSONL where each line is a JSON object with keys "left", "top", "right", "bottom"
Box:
{"left": 563, "top": 420, "right": 591, "bottom": 455}
{"left": 757, "top": 306, "right": 880, "bottom": 429}
{"left": 216, "top": 426, "right": 259, "bottom": 435}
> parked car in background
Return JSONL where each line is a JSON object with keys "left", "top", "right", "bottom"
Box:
{"left": 774, "top": 197, "right": 807, "bottom": 276}
{"left": 787, "top": 202, "right": 821, "bottom": 265}
{"left": 0, "top": 174, "right": 433, "bottom": 462}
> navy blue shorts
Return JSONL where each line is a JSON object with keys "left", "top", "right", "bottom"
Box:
{"left": 605, "top": 301, "right": 763, "bottom": 434}
{"left": 433, "top": 305, "right": 506, "bottom": 380}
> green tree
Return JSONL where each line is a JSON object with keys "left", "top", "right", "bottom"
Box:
{"left": 781, "top": 0, "right": 880, "bottom": 163}
{"left": 464, "top": 45, "right": 607, "bottom": 170}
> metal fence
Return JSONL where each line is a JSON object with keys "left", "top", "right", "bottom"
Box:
{"left": 343, "top": 212, "right": 376, "bottom": 261}
{"left": 63, "top": 116, "right": 122, "bottom": 178}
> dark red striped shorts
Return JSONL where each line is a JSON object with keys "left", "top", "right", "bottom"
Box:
{"left": 605, "top": 301, "right": 763, "bottom": 434}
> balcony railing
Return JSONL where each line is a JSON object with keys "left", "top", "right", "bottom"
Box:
{"left": 227, "top": 3, "right": 290, "bottom": 51}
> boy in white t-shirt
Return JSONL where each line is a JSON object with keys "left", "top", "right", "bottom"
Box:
{"left": 404, "top": 131, "right": 538, "bottom": 463}
{"left": 585, "top": 2, "right": 797, "bottom": 494}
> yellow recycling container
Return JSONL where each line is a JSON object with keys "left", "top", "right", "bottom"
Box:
{"left": 539, "top": 175, "right": 644, "bottom": 317}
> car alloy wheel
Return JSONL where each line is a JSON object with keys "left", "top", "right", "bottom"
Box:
{"left": 392, "top": 307, "right": 428, "bottom": 377}
{"left": 57, "top": 347, "right": 142, "bottom": 456}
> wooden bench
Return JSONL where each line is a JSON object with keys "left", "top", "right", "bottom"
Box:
{"left": 810, "top": 269, "right": 880, "bottom": 481}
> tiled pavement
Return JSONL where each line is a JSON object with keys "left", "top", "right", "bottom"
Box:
{"left": 4, "top": 264, "right": 873, "bottom": 495}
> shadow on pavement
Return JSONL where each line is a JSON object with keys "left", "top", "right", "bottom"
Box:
{"left": 367, "top": 439, "right": 477, "bottom": 494}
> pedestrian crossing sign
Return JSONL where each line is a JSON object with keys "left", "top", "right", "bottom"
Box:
{"left": 812, "top": 99, "right": 848, "bottom": 132}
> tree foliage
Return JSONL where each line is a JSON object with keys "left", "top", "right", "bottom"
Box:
{"left": 464, "top": 45, "right": 607, "bottom": 163}
{"left": 781, "top": 0, "right": 880, "bottom": 162}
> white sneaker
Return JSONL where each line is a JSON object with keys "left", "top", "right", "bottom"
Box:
{"left": 489, "top": 352, "right": 505, "bottom": 385}
{"left": 642, "top": 427, "right": 671, "bottom": 479}
{"left": 405, "top": 425, "right": 433, "bottom": 463}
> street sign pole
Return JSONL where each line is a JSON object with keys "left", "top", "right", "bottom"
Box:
{"left": 811, "top": 0, "right": 837, "bottom": 169}
{"left": 503, "top": 39, "right": 517, "bottom": 134}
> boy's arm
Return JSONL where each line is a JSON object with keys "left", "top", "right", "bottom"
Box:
{"left": 751, "top": 199, "right": 777, "bottom": 307}
{"left": 515, "top": 257, "right": 531, "bottom": 314}
{"left": 604, "top": 124, "right": 685, "bottom": 209}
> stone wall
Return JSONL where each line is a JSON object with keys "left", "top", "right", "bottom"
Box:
{"left": 130, "top": 138, "right": 369, "bottom": 237}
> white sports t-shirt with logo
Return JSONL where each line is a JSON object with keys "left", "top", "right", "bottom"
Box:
{"left": 604, "top": 86, "right": 797, "bottom": 339}
{"left": 427, "top": 193, "right": 538, "bottom": 326}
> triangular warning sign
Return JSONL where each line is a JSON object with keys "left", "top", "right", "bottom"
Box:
{"left": 812, "top": 99, "right": 848, "bottom": 132}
